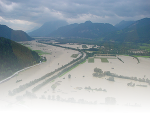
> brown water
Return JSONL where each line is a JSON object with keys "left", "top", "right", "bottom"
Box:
{"left": 0, "top": 42, "right": 150, "bottom": 113}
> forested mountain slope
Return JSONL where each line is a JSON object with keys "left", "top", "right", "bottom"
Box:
{"left": 104, "top": 18, "right": 150, "bottom": 43}
{"left": 48, "top": 21, "right": 117, "bottom": 38}
{"left": 0, "top": 25, "right": 33, "bottom": 41}
{"left": 0, "top": 37, "right": 41, "bottom": 80}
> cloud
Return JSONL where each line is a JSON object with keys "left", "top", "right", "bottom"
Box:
{"left": 0, "top": 0, "right": 150, "bottom": 30}
{"left": 0, "top": 16, "right": 40, "bottom": 31}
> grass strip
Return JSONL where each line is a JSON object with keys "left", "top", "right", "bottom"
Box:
{"left": 88, "top": 57, "right": 94, "bottom": 63}
{"left": 100, "top": 58, "right": 109, "bottom": 63}
{"left": 133, "top": 55, "right": 150, "bottom": 58}
{"left": 71, "top": 54, "right": 79, "bottom": 58}
{"left": 33, "top": 50, "right": 50, "bottom": 55}
{"left": 59, "top": 64, "right": 79, "bottom": 77}
{"left": 59, "top": 60, "right": 86, "bottom": 77}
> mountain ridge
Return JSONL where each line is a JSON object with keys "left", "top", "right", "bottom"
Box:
{"left": 0, "top": 37, "right": 42, "bottom": 80}
{"left": 28, "top": 20, "right": 68, "bottom": 37}
{"left": 0, "top": 25, "right": 33, "bottom": 41}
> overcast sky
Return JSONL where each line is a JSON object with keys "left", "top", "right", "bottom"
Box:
{"left": 0, "top": 0, "right": 150, "bottom": 31}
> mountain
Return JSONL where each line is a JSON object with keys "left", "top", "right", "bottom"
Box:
{"left": 105, "top": 18, "right": 150, "bottom": 43}
{"left": 28, "top": 20, "right": 68, "bottom": 37}
{"left": 47, "top": 23, "right": 79, "bottom": 37}
{"left": 0, "top": 37, "right": 42, "bottom": 80}
{"left": 115, "top": 20, "right": 135, "bottom": 30}
{"left": 0, "top": 25, "right": 33, "bottom": 41}
{"left": 48, "top": 21, "right": 117, "bottom": 38}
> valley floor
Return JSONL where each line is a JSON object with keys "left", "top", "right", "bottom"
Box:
{"left": 0, "top": 40, "right": 150, "bottom": 113}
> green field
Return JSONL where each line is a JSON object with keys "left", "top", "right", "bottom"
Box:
{"left": 71, "top": 54, "right": 79, "bottom": 58}
{"left": 133, "top": 55, "right": 150, "bottom": 58}
{"left": 88, "top": 57, "right": 94, "bottom": 63}
{"left": 82, "top": 45, "right": 88, "bottom": 48}
{"left": 100, "top": 58, "right": 109, "bottom": 63}
{"left": 34, "top": 50, "right": 50, "bottom": 55}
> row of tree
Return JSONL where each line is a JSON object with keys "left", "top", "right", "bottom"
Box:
{"left": 104, "top": 71, "right": 150, "bottom": 84}
{"left": 84, "top": 86, "right": 107, "bottom": 92}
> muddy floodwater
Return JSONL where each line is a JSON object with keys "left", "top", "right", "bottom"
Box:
{"left": 0, "top": 41, "right": 150, "bottom": 113}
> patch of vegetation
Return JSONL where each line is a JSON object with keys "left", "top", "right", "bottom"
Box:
{"left": 33, "top": 50, "right": 50, "bottom": 55}
{"left": 82, "top": 45, "right": 88, "bottom": 48}
{"left": 104, "top": 71, "right": 150, "bottom": 85}
{"left": 93, "top": 68, "right": 104, "bottom": 78}
{"left": 133, "top": 55, "right": 150, "bottom": 58}
{"left": 84, "top": 86, "right": 107, "bottom": 92}
{"left": 71, "top": 54, "right": 79, "bottom": 58}
{"left": 127, "top": 82, "right": 135, "bottom": 87}
{"left": 88, "top": 57, "right": 94, "bottom": 63}
{"left": 107, "top": 77, "right": 115, "bottom": 81}
{"left": 100, "top": 58, "right": 109, "bottom": 63}
{"left": 16, "top": 79, "right": 22, "bottom": 83}
{"left": 136, "top": 84, "right": 147, "bottom": 87}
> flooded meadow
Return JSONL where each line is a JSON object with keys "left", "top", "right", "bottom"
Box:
{"left": 0, "top": 41, "right": 150, "bottom": 113}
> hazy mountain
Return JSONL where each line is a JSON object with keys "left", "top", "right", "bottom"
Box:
{"left": 105, "top": 18, "right": 150, "bottom": 43}
{"left": 47, "top": 23, "right": 79, "bottom": 37}
{"left": 0, "top": 25, "right": 33, "bottom": 41}
{"left": 0, "top": 37, "right": 41, "bottom": 80}
{"left": 48, "top": 21, "right": 117, "bottom": 38}
{"left": 28, "top": 20, "right": 68, "bottom": 37}
{"left": 115, "top": 20, "right": 135, "bottom": 30}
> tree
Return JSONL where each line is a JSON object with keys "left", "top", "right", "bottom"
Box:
{"left": 68, "top": 74, "right": 71, "bottom": 78}
{"left": 16, "top": 96, "right": 23, "bottom": 101}
{"left": 51, "top": 84, "right": 57, "bottom": 91}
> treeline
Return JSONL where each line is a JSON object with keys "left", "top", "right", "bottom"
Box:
{"left": 0, "top": 103, "right": 13, "bottom": 113}
{"left": 84, "top": 86, "right": 107, "bottom": 92}
{"left": 104, "top": 71, "right": 150, "bottom": 84}
{"left": 0, "top": 37, "right": 42, "bottom": 80}
{"left": 117, "top": 57, "right": 124, "bottom": 63}
{"left": 92, "top": 68, "right": 150, "bottom": 85}
{"left": 130, "top": 55, "right": 140, "bottom": 63}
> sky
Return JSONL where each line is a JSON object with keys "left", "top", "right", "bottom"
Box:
{"left": 0, "top": 0, "right": 150, "bottom": 31}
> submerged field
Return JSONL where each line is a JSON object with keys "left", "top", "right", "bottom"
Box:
{"left": 0, "top": 40, "right": 150, "bottom": 112}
